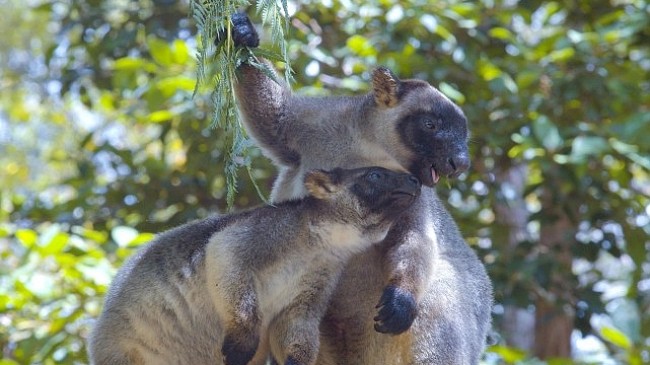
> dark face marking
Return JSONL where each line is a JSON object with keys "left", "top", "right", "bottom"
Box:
{"left": 397, "top": 98, "right": 470, "bottom": 187}
{"left": 343, "top": 167, "right": 421, "bottom": 219}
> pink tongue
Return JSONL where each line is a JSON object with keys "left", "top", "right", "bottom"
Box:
{"left": 431, "top": 168, "right": 440, "bottom": 184}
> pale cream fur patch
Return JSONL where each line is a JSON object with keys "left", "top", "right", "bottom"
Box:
{"left": 358, "top": 140, "right": 409, "bottom": 173}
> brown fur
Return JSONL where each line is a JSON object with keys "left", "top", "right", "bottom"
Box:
{"left": 230, "top": 19, "right": 492, "bottom": 364}
{"left": 88, "top": 167, "right": 420, "bottom": 365}
{"left": 372, "top": 67, "right": 401, "bottom": 107}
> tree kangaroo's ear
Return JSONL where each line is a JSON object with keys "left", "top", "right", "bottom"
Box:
{"left": 304, "top": 170, "right": 340, "bottom": 199}
{"left": 372, "top": 67, "right": 401, "bottom": 108}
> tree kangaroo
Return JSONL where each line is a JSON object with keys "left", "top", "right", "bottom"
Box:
{"left": 88, "top": 167, "right": 420, "bottom": 365}
{"left": 227, "top": 12, "right": 492, "bottom": 365}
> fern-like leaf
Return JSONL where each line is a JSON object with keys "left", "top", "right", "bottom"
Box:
{"left": 190, "top": 0, "right": 291, "bottom": 208}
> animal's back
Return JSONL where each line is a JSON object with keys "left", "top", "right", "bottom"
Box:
{"left": 88, "top": 215, "right": 234, "bottom": 365}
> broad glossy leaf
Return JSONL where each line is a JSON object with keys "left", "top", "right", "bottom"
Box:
{"left": 148, "top": 110, "right": 175, "bottom": 123}
{"left": 114, "top": 57, "right": 148, "bottom": 71}
{"left": 42, "top": 232, "right": 69, "bottom": 255}
{"left": 129, "top": 232, "right": 155, "bottom": 247}
{"left": 477, "top": 59, "right": 502, "bottom": 81}
{"left": 547, "top": 48, "right": 575, "bottom": 62}
{"left": 439, "top": 82, "right": 466, "bottom": 104}
{"left": 172, "top": 39, "right": 190, "bottom": 65}
{"left": 570, "top": 136, "right": 610, "bottom": 162}
{"left": 15, "top": 229, "right": 37, "bottom": 248}
{"left": 148, "top": 37, "right": 174, "bottom": 67}
{"left": 532, "top": 116, "right": 563, "bottom": 151}
{"left": 488, "top": 345, "right": 527, "bottom": 363}
{"left": 600, "top": 326, "right": 632, "bottom": 349}
{"left": 156, "top": 76, "right": 196, "bottom": 97}
{"left": 346, "top": 35, "right": 376, "bottom": 57}
{"left": 489, "top": 27, "right": 513, "bottom": 41}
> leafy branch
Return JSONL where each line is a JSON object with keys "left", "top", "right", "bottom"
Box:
{"left": 190, "top": 0, "right": 291, "bottom": 208}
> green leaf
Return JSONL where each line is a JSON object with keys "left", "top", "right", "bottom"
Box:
{"left": 434, "top": 24, "right": 456, "bottom": 44}
{"left": 42, "top": 232, "right": 69, "bottom": 255}
{"left": 570, "top": 136, "right": 609, "bottom": 162}
{"left": 98, "top": 92, "right": 115, "bottom": 111}
{"left": 129, "top": 232, "right": 155, "bottom": 247}
{"left": 438, "top": 82, "right": 466, "bottom": 104}
{"left": 148, "top": 37, "right": 174, "bottom": 67}
{"left": 171, "top": 39, "right": 190, "bottom": 65}
{"left": 610, "top": 111, "right": 650, "bottom": 148}
{"left": 532, "top": 116, "right": 562, "bottom": 151}
{"left": 547, "top": 47, "right": 575, "bottom": 62}
{"left": 600, "top": 326, "right": 632, "bottom": 349}
{"left": 114, "top": 57, "right": 148, "bottom": 71}
{"left": 148, "top": 110, "right": 175, "bottom": 123}
{"left": 489, "top": 27, "right": 513, "bottom": 41}
{"left": 516, "top": 70, "right": 541, "bottom": 89}
{"left": 501, "top": 73, "right": 518, "bottom": 94}
{"left": 75, "top": 227, "right": 108, "bottom": 245}
{"left": 488, "top": 345, "right": 527, "bottom": 363}
{"left": 346, "top": 35, "right": 377, "bottom": 57}
{"left": 477, "top": 59, "right": 502, "bottom": 81}
{"left": 610, "top": 139, "right": 650, "bottom": 170}
{"left": 156, "top": 76, "right": 196, "bottom": 97}
{"left": 15, "top": 229, "right": 37, "bottom": 248}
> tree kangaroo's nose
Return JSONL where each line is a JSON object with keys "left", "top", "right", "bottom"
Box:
{"left": 407, "top": 175, "right": 420, "bottom": 187}
{"left": 448, "top": 154, "right": 470, "bottom": 176}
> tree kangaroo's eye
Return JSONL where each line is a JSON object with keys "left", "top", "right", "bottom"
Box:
{"left": 368, "top": 171, "right": 381, "bottom": 181}
{"left": 423, "top": 118, "right": 436, "bottom": 130}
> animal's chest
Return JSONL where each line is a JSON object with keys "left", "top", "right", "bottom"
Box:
{"left": 255, "top": 252, "right": 320, "bottom": 323}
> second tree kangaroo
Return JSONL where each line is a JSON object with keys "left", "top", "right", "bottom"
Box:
{"left": 88, "top": 167, "right": 420, "bottom": 365}
{"left": 227, "top": 13, "right": 492, "bottom": 365}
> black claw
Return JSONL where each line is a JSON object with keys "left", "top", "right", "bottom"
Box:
{"left": 373, "top": 285, "right": 418, "bottom": 334}
{"left": 285, "top": 356, "right": 302, "bottom": 365}
{"left": 221, "top": 335, "right": 257, "bottom": 365}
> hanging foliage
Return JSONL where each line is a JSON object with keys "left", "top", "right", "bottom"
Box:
{"left": 190, "top": 0, "right": 292, "bottom": 207}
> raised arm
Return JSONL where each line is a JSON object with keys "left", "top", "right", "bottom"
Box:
{"left": 228, "top": 13, "right": 300, "bottom": 167}
{"left": 373, "top": 196, "right": 434, "bottom": 334}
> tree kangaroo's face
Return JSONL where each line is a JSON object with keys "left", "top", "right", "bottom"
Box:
{"left": 305, "top": 167, "right": 421, "bottom": 226}
{"left": 396, "top": 87, "right": 470, "bottom": 187}
{"left": 372, "top": 68, "right": 470, "bottom": 188}
{"left": 347, "top": 167, "right": 421, "bottom": 220}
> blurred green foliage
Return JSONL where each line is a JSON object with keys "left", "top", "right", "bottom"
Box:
{"left": 0, "top": 0, "right": 648, "bottom": 364}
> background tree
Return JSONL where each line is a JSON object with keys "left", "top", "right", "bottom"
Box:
{"left": 1, "top": 0, "right": 648, "bottom": 364}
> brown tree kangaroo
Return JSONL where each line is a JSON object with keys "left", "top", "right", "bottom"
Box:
{"left": 88, "top": 167, "right": 420, "bottom": 365}
{"left": 226, "top": 12, "right": 492, "bottom": 365}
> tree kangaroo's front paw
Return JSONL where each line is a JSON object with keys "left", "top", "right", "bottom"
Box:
{"left": 284, "top": 355, "right": 303, "bottom": 365}
{"left": 214, "top": 12, "right": 260, "bottom": 48}
{"left": 231, "top": 12, "right": 259, "bottom": 48}
{"left": 373, "top": 284, "right": 418, "bottom": 334}
{"left": 221, "top": 334, "right": 258, "bottom": 365}
{"left": 215, "top": 12, "right": 260, "bottom": 48}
